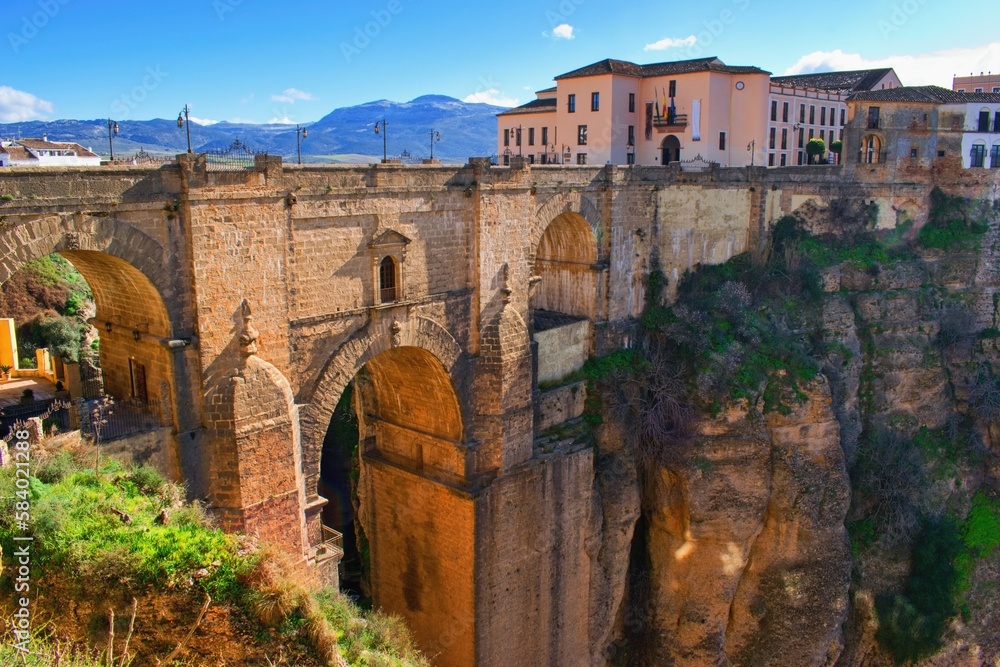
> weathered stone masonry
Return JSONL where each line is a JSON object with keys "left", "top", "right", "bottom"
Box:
{"left": 0, "top": 156, "right": 965, "bottom": 666}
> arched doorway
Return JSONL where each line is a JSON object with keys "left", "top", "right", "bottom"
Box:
{"left": 662, "top": 134, "right": 681, "bottom": 164}
{"left": 0, "top": 220, "right": 183, "bottom": 476}
{"left": 861, "top": 134, "right": 882, "bottom": 164}
{"left": 317, "top": 344, "right": 472, "bottom": 666}
{"left": 533, "top": 211, "right": 598, "bottom": 384}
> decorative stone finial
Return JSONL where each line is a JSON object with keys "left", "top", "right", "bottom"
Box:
{"left": 501, "top": 263, "right": 512, "bottom": 305}
{"left": 239, "top": 299, "right": 259, "bottom": 357}
{"left": 390, "top": 319, "right": 402, "bottom": 348}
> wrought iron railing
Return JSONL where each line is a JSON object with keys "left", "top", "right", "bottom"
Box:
{"left": 125, "top": 148, "right": 175, "bottom": 166}
{"left": 0, "top": 399, "right": 69, "bottom": 439}
{"left": 317, "top": 525, "right": 345, "bottom": 562}
{"left": 205, "top": 139, "right": 266, "bottom": 172}
{"left": 80, "top": 397, "right": 161, "bottom": 442}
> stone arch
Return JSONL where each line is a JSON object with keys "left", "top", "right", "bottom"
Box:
{"left": 0, "top": 215, "right": 183, "bottom": 443}
{"left": 532, "top": 192, "right": 602, "bottom": 262}
{"left": 533, "top": 211, "right": 599, "bottom": 320}
{"left": 301, "top": 315, "right": 466, "bottom": 493}
{"left": 661, "top": 134, "right": 681, "bottom": 164}
{"left": 0, "top": 215, "right": 176, "bottom": 327}
{"left": 861, "top": 134, "right": 882, "bottom": 164}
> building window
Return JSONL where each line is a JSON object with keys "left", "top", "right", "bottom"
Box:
{"left": 820, "top": 129, "right": 825, "bottom": 142}
{"left": 628, "top": 125, "right": 635, "bottom": 146}
{"left": 577, "top": 153, "right": 588, "bottom": 165}
{"left": 862, "top": 134, "right": 882, "bottom": 164}
{"left": 629, "top": 93, "right": 636, "bottom": 113}
{"left": 528, "top": 154, "right": 535, "bottom": 164}
{"left": 978, "top": 110, "right": 990, "bottom": 132}
{"left": 503, "top": 129, "right": 510, "bottom": 147}
{"left": 771, "top": 100, "right": 778, "bottom": 121}
{"left": 528, "top": 128, "right": 535, "bottom": 146}
{"left": 542, "top": 127, "right": 549, "bottom": 146}
{"left": 910, "top": 147, "right": 918, "bottom": 159}
{"left": 840, "top": 109, "right": 846, "bottom": 125}
{"left": 994, "top": 111, "right": 1000, "bottom": 132}
{"left": 668, "top": 80, "right": 676, "bottom": 97}
{"left": 578, "top": 125, "right": 587, "bottom": 145}
{"left": 568, "top": 94, "right": 576, "bottom": 113}
{"left": 800, "top": 103, "right": 806, "bottom": 123}
{"left": 957, "top": 88, "right": 966, "bottom": 93}
{"left": 991, "top": 145, "right": 1000, "bottom": 168}
{"left": 797, "top": 151, "right": 804, "bottom": 165}
{"left": 768, "top": 153, "right": 775, "bottom": 166}
{"left": 592, "top": 92, "right": 600, "bottom": 111}
{"left": 809, "top": 128, "right": 814, "bottom": 140}
{"left": 627, "top": 152, "right": 635, "bottom": 165}
{"left": 719, "top": 131, "right": 726, "bottom": 150}
{"left": 975, "top": 88, "right": 984, "bottom": 93}
{"left": 798, "top": 129, "right": 804, "bottom": 148}
{"left": 971, "top": 143, "right": 987, "bottom": 167}
{"left": 994, "top": 87, "right": 1000, "bottom": 93}
{"left": 782, "top": 102, "right": 789, "bottom": 122}
{"left": 780, "top": 153, "right": 787, "bottom": 166}
{"left": 820, "top": 107, "right": 826, "bottom": 125}
{"left": 379, "top": 256, "right": 398, "bottom": 303}
{"left": 781, "top": 128, "right": 788, "bottom": 150}
{"left": 839, "top": 129, "right": 844, "bottom": 141}
{"left": 769, "top": 127, "right": 776, "bottom": 149}
{"left": 810, "top": 105, "right": 816, "bottom": 124}
{"left": 867, "top": 106, "right": 880, "bottom": 129}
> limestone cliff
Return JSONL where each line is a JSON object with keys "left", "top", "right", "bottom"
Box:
{"left": 587, "top": 189, "right": 1000, "bottom": 666}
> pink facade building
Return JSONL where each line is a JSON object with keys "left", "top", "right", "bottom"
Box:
{"left": 497, "top": 58, "right": 902, "bottom": 168}
{"left": 497, "top": 57, "right": 770, "bottom": 167}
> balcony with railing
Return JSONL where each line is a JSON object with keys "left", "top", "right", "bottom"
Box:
{"left": 316, "top": 525, "right": 345, "bottom": 565}
{"left": 654, "top": 111, "right": 689, "bottom": 130}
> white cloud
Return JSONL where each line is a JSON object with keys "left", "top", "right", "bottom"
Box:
{"left": 226, "top": 117, "right": 257, "bottom": 124}
{"left": 783, "top": 42, "right": 1000, "bottom": 88}
{"left": 270, "top": 88, "right": 314, "bottom": 104}
{"left": 267, "top": 116, "right": 294, "bottom": 125}
{"left": 189, "top": 116, "right": 219, "bottom": 126}
{"left": 644, "top": 35, "right": 697, "bottom": 51}
{"left": 542, "top": 23, "right": 574, "bottom": 40}
{"left": 0, "top": 86, "right": 54, "bottom": 122}
{"left": 462, "top": 89, "right": 519, "bottom": 107}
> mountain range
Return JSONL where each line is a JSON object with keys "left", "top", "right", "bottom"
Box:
{"left": 0, "top": 95, "right": 506, "bottom": 164}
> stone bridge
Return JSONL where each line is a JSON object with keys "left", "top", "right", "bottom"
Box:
{"left": 0, "top": 155, "right": 937, "bottom": 666}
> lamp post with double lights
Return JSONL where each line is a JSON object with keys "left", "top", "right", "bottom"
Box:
{"left": 429, "top": 130, "right": 440, "bottom": 161}
{"left": 177, "top": 105, "right": 192, "bottom": 153}
{"left": 107, "top": 118, "right": 119, "bottom": 161}
{"left": 374, "top": 119, "right": 388, "bottom": 162}
{"left": 296, "top": 125, "right": 308, "bottom": 165}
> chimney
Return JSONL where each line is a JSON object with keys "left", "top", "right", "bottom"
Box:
{"left": 42, "top": 133, "right": 47, "bottom": 142}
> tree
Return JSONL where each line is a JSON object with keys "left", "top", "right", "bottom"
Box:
{"left": 830, "top": 139, "right": 843, "bottom": 164}
{"left": 806, "top": 137, "right": 827, "bottom": 164}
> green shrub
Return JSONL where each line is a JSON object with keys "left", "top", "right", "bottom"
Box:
{"left": 875, "top": 518, "right": 962, "bottom": 664}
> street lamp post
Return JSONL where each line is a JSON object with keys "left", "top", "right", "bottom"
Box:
{"left": 177, "top": 105, "right": 192, "bottom": 153}
{"left": 296, "top": 125, "right": 308, "bottom": 165}
{"left": 107, "top": 118, "right": 119, "bottom": 161}
{"left": 429, "top": 130, "right": 440, "bottom": 160}
{"left": 374, "top": 119, "right": 388, "bottom": 162}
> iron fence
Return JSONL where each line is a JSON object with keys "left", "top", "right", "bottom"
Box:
{"left": 205, "top": 139, "right": 266, "bottom": 172}
{"left": 0, "top": 399, "right": 69, "bottom": 439}
{"left": 125, "top": 148, "right": 175, "bottom": 166}
{"left": 80, "top": 397, "right": 160, "bottom": 442}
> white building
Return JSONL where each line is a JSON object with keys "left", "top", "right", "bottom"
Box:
{"left": 0, "top": 137, "right": 101, "bottom": 167}
{"left": 958, "top": 96, "right": 1000, "bottom": 168}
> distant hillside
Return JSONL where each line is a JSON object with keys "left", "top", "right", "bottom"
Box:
{"left": 0, "top": 95, "right": 505, "bottom": 164}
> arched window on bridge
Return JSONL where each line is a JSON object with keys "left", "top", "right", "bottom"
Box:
{"left": 368, "top": 229, "right": 410, "bottom": 306}
{"left": 379, "top": 256, "right": 398, "bottom": 303}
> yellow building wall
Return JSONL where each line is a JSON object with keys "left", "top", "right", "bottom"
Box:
{"left": 0, "top": 318, "right": 18, "bottom": 370}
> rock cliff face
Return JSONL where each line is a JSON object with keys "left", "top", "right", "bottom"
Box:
{"left": 587, "top": 192, "right": 1000, "bottom": 666}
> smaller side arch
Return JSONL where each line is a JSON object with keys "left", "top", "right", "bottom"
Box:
{"left": 299, "top": 316, "right": 466, "bottom": 497}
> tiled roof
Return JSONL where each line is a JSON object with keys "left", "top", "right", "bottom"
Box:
{"left": 16, "top": 138, "right": 98, "bottom": 157}
{"left": 497, "top": 97, "right": 558, "bottom": 116}
{"left": 847, "top": 85, "right": 1000, "bottom": 104}
{"left": 554, "top": 56, "right": 769, "bottom": 80}
{"left": 1, "top": 146, "right": 32, "bottom": 160}
{"left": 772, "top": 68, "right": 896, "bottom": 92}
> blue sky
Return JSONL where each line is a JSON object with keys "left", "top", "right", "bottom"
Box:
{"left": 2, "top": 0, "right": 998, "bottom": 125}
